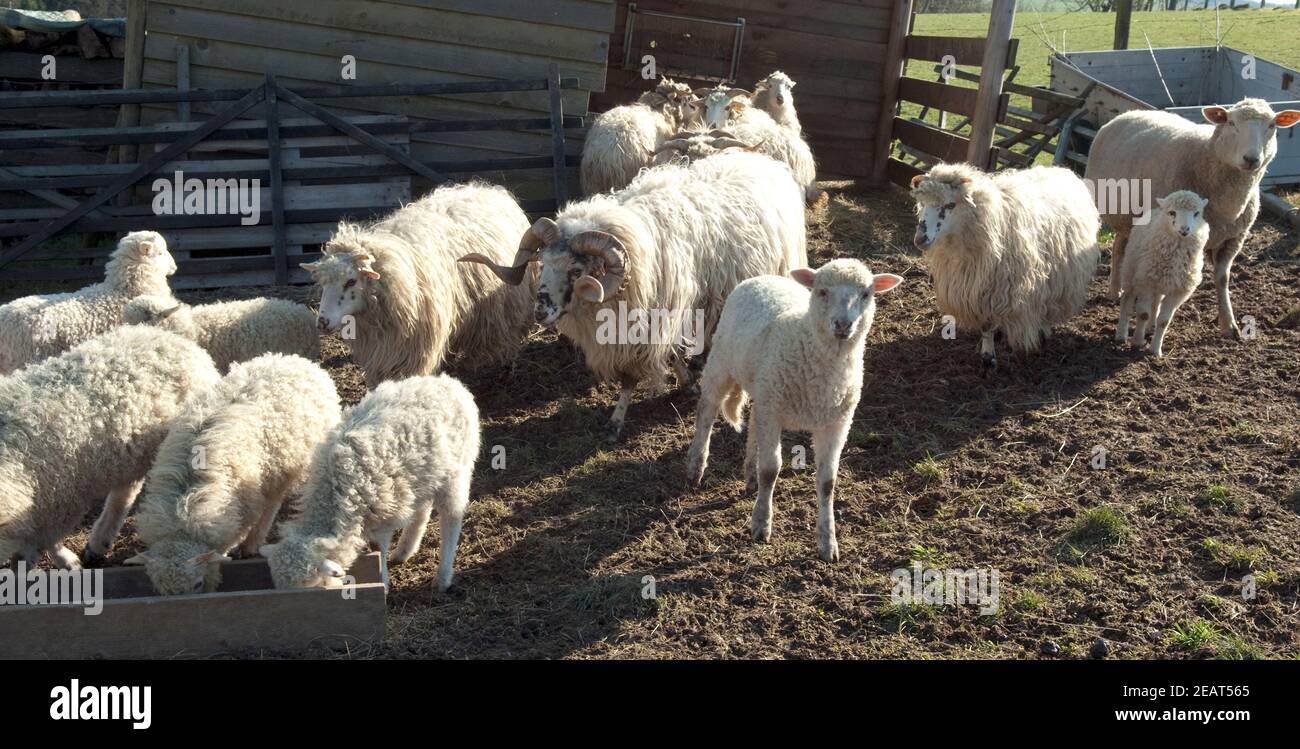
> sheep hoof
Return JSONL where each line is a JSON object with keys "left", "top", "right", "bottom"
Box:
{"left": 602, "top": 420, "right": 624, "bottom": 443}
{"left": 1221, "top": 327, "right": 1241, "bottom": 341}
{"left": 685, "top": 455, "right": 705, "bottom": 488}
{"left": 980, "top": 352, "right": 997, "bottom": 374}
{"left": 751, "top": 523, "right": 772, "bottom": 543}
{"left": 81, "top": 549, "right": 106, "bottom": 567}
{"left": 818, "top": 538, "right": 840, "bottom": 563}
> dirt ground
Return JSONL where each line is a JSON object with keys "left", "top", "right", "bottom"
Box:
{"left": 15, "top": 183, "right": 1300, "bottom": 659}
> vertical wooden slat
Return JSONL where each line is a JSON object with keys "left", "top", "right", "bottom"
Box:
{"left": 1114, "top": 0, "right": 1133, "bottom": 51}
{"left": 117, "top": 0, "right": 148, "bottom": 165}
{"left": 266, "top": 74, "right": 287, "bottom": 286}
{"left": 871, "top": 0, "right": 914, "bottom": 185}
{"left": 176, "top": 43, "right": 191, "bottom": 123}
{"left": 547, "top": 62, "right": 568, "bottom": 208}
{"left": 966, "top": 0, "right": 1017, "bottom": 169}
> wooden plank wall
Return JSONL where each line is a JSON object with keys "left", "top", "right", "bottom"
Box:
{"left": 591, "top": 0, "right": 894, "bottom": 179}
{"left": 138, "top": 0, "right": 616, "bottom": 201}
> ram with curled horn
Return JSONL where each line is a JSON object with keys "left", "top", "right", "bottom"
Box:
{"left": 652, "top": 130, "right": 764, "bottom": 166}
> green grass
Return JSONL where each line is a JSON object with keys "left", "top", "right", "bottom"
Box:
{"left": 911, "top": 455, "right": 946, "bottom": 485}
{"left": 1200, "top": 537, "right": 1263, "bottom": 569}
{"left": 1169, "top": 618, "right": 1220, "bottom": 650}
{"left": 1066, "top": 505, "right": 1129, "bottom": 547}
{"left": 1199, "top": 484, "right": 1245, "bottom": 513}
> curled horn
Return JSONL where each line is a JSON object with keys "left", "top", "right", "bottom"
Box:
{"left": 655, "top": 138, "right": 693, "bottom": 155}
{"left": 569, "top": 230, "right": 627, "bottom": 302}
{"left": 710, "top": 136, "right": 756, "bottom": 151}
{"left": 458, "top": 217, "right": 558, "bottom": 286}
{"left": 692, "top": 87, "right": 715, "bottom": 97}
{"left": 726, "top": 88, "right": 752, "bottom": 99}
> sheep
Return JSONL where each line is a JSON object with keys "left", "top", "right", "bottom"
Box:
{"left": 1115, "top": 190, "right": 1211, "bottom": 357}
{"left": 1085, "top": 98, "right": 1300, "bottom": 338}
{"left": 910, "top": 162, "right": 1100, "bottom": 371}
{"left": 751, "top": 71, "right": 801, "bottom": 134}
{"left": 581, "top": 78, "right": 697, "bottom": 195}
{"left": 696, "top": 84, "right": 757, "bottom": 130}
{"left": 0, "top": 230, "right": 176, "bottom": 373}
{"left": 695, "top": 89, "right": 820, "bottom": 205}
{"left": 651, "top": 129, "right": 761, "bottom": 166}
{"left": 300, "top": 181, "right": 533, "bottom": 388}
{"left": 461, "top": 149, "right": 808, "bottom": 440}
{"left": 0, "top": 326, "right": 221, "bottom": 569}
{"left": 124, "top": 354, "right": 342, "bottom": 595}
{"left": 122, "top": 295, "right": 319, "bottom": 373}
{"left": 686, "top": 259, "right": 903, "bottom": 561}
{"left": 262, "top": 374, "right": 479, "bottom": 593}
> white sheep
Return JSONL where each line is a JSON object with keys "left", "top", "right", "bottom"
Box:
{"left": 751, "top": 71, "right": 801, "bottom": 134}
{"left": 911, "top": 162, "right": 1100, "bottom": 370}
{"left": 0, "top": 230, "right": 176, "bottom": 373}
{"left": 461, "top": 149, "right": 808, "bottom": 440}
{"left": 580, "top": 78, "right": 696, "bottom": 195}
{"left": 263, "top": 374, "right": 479, "bottom": 593}
{"left": 300, "top": 181, "right": 534, "bottom": 388}
{"left": 124, "top": 354, "right": 342, "bottom": 595}
{"left": 0, "top": 326, "right": 220, "bottom": 569}
{"left": 1115, "top": 190, "right": 1211, "bottom": 357}
{"left": 1085, "top": 98, "right": 1300, "bottom": 337}
{"left": 122, "top": 295, "right": 319, "bottom": 373}
{"left": 686, "top": 260, "right": 902, "bottom": 561}
{"left": 651, "top": 129, "right": 761, "bottom": 165}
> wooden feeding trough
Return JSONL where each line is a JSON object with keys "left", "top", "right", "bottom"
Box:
{"left": 1050, "top": 46, "right": 1300, "bottom": 188}
{"left": 0, "top": 552, "right": 386, "bottom": 659}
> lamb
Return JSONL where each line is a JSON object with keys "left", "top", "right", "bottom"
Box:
{"left": 461, "top": 149, "right": 808, "bottom": 440}
{"left": 1085, "top": 98, "right": 1300, "bottom": 338}
{"left": 580, "top": 78, "right": 697, "bottom": 195}
{"left": 125, "top": 354, "right": 342, "bottom": 595}
{"left": 686, "top": 260, "right": 902, "bottom": 561}
{"left": 263, "top": 374, "right": 479, "bottom": 593}
{"left": 122, "top": 295, "right": 319, "bottom": 373}
{"left": 0, "top": 230, "right": 176, "bottom": 373}
{"left": 0, "top": 326, "right": 220, "bottom": 569}
{"left": 751, "top": 71, "right": 801, "bottom": 133}
{"left": 300, "top": 181, "right": 534, "bottom": 388}
{"left": 1115, "top": 190, "right": 1211, "bottom": 357}
{"left": 910, "top": 162, "right": 1100, "bottom": 370}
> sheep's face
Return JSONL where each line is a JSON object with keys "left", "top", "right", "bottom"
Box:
{"left": 792, "top": 260, "right": 903, "bottom": 343}
{"left": 535, "top": 246, "right": 603, "bottom": 326}
{"left": 760, "top": 72, "right": 796, "bottom": 109}
{"left": 126, "top": 539, "right": 227, "bottom": 596}
{"left": 910, "top": 172, "right": 975, "bottom": 251}
{"left": 117, "top": 230, "right": 177, "bottom": 277}
{"left": 301, "top": 247, "right": 380, "bottom": 333}
{"left": 263, "top": 536, "right": 347, "bottom": 589}
{"left": 122, "top": 294, "right": 186, "bottom": 327}
{"left": 1154, "top": 191, "right": 1209, "bottom": 238}
{"left": 1203, "top": 100, "right": 1300, "bottom": 173}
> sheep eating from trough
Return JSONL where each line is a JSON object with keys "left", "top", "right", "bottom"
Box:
{"left": 122, "top": 295, "right": 319, "bottom": 372}
{"left": 301, "top": 181, "right": 534, "bottom": 388}
{"left": 751, "top": 71, "right": 801, "bottom": 133}
{"left": 0, "top": 230, "right": 176, "bottom": 374}
{"left": 580, "top": 77, "right": 697, "bottom": 195}
{"left": 1115, "top": 190, "right": 1211, "bottom": 357}
{"left": 461, "top": 149, "right": 808, "bottom": 441}
{"left": 686, "top": 259, "right": 903, "bottom": 561}
{"left": 911, "top": 162, "right": 1100, "bottom": 371}
{"left": 1085, "top": 98, "right": 1300, "bottom": 338}
{"left": 126, "top": 354, "right": 342, "bottom": 595}
{"left": 0, "top": 326, "right": 221, "bottom": 569}
{"left": 263, "top": 374, "right": 479, "bottom": 593}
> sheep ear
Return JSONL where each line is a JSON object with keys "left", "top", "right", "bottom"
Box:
{"left": 124, "top": 552, "right": 151, "bottom": 566}
{"left": 873, "top": 273, "right": 903, "bottom": 294}
{"left": 258, "top": 544, "right": 277, "bottom": 558}
{"left": 300, "top": 260, "right": 322, "bottom": 272}
{"left": 320, "top": 560, "right": 346, "bottom": 578}
{"left": 359, "top": 269, "right": 381, "bottom": 280}
{"left": 1202, "top": 106, "right": 1229, "bottom": 125}
{"left": 190, "top": 551, "right": 230, "bottom": 567}
{"left": 910, "top": 174, "right": 924, "bottom": 189}
{"left": 1274, "top": 110, "right": 1300, "bottom": 128}
{"left": 790, "top": 268, "right": 816, "bottom": 288}
{"left": 1199, "top": 197, "right": 1210, "bottom": 209}
{"left": 573, "top": 275, "right": 606, "bottom": 303}
{"left": 159, "top": 304, "right": 182, "bottom": 320}
{"left": 1155, "top": 196, "right": 1167, "bottom": 208}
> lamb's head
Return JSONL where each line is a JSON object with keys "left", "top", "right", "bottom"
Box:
{"left": 1153, "top": 190, "right": 1209, "bottom": 239}
{"left": 791, "top": 259, "right": 902, "bottom": 343}
{"left": 262, "top": 535, "right": 349, "bottom": 589}
{"left": 654, "top": 129, "right": 760, "bottom": 165}
{"left": 110, "top": 230, "right": 177, "bottom": 279}
{"left": 696, "top": 84, "right": 752, "bottom": 129}
{"left": 123, "top": 294, "right": 189, "bottom": 329}
{"left": 125, "top": 537, "right": 228, "bottom": 595}
{"left": 1202, "top": 98, "right": 1300, "bottom": 173}
{"left": 458, "top": 217, "right": 627, "bottom": 327}
{"left": 910, "top": 163, "right": 982, "bottom": 251}
{"left": 300, "top": 223, "right": 382, "bottom": 332}
{"left": 755, "top": 71, "right": 796, "bottom": 110}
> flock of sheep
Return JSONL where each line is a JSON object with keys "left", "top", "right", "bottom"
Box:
{"left": 0, "top": 70, "right": 1296, "bottom": 597}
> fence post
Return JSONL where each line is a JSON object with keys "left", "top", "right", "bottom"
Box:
{"left": 266, "top": 74, "right": 287, "bottom": 286}
{"left": 966, "top": 0, "right": 1015, "bottom": 169}
{"left": 1114, "top": 0, "right": 1133, "bottom": 50}
{"left": 547, "top": 62, "right": 568, "bottom": 208}
{"left": 870, "top": 0, "right": 914, "bottom": 185}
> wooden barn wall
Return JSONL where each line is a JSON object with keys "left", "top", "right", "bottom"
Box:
{"left": 138, "top": 0, "right": 616, "bottom": 200}
{"left": 591, "top": 0, "right": 893, "bottom": 179}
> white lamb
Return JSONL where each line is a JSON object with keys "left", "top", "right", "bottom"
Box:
{"left": 461, "top": 149, "right": 808, "bottom": 440}
{"left": 686, "top": 260, "right": 902, "bottom": 561}
{"left": 301, "top": 181, "right": 533, "bottom": 388}
{"left": 263, "top": 374, "right": 479, "bottom": 593}
{"left": 122, "top": 295, "right": 319, "bottom": 372}
{"left": 580, "top": 78, "right": 696, "bottom": 195}
{"left": 751, "top": 71, "right": 801, "bottom": 133}
{"left": 0, "top": 230, "right": 176, "bottom": 373}
{"left": 1085, "top": 98, "right": 1300, "bottom": 337}
{"left": 125, "top": 354, "right": 342, "bottom": 595}
{"left": 0, "top": 326, "right": 220, "bottom": 569}
{"left": 911, "top": 162, "right": 1100, "bottom": 370}
{"left": 1115, "top": 190, "right": 1211, "bottom": 357}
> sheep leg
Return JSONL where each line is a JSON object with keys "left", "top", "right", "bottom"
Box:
{"left": 390, "top": 500, "right": 433, "bottom": 566}
{"left": 1149, "top": 288, "right": 1193, "bottom": 358}
{"left": 749, "top": 413, "right": 782, "bottom": 544}
{"left": 1107, "top": 231, "right": 1129, "bottom": 301}
{"left": 743, "top": 426, "right": 757, "bottom": 493}
{"left": 979, "top": 327, "right": 998, "bottom": 373}
{"left": 239, "top": 494, "right": 284, "bottom": 558}
{"left": 686, "top": 373, "right": 727, "bottom": 487}
{"left": 50, "top": 544, "right": 81, "bottom": 571}
{"left": 1132, "top": 290, "right": 1154, "bottom": 346}
{"left": 373, "top": 533, "right": 392, "bottom": 591}
{"left": 1115, "top": 290, "right": 1136, "bottom": 344}
{"left": 435, "top": 496, "right": 465, "bottom": 593}
{"left": 84, "top": 479, "right": 144, "bottom": 563}
{"left": 1213, "top": 238, "right": 1243, "bottom": 339}
{"left": 812, "top": 422, "right": 849, "bottom": 563}
{"left": 604, "top": 379, "right": 636, "bottom": 442}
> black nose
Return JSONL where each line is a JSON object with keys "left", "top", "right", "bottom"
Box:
{"left": 1244, "top": 156, "right": 1259, "bottom": 168}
